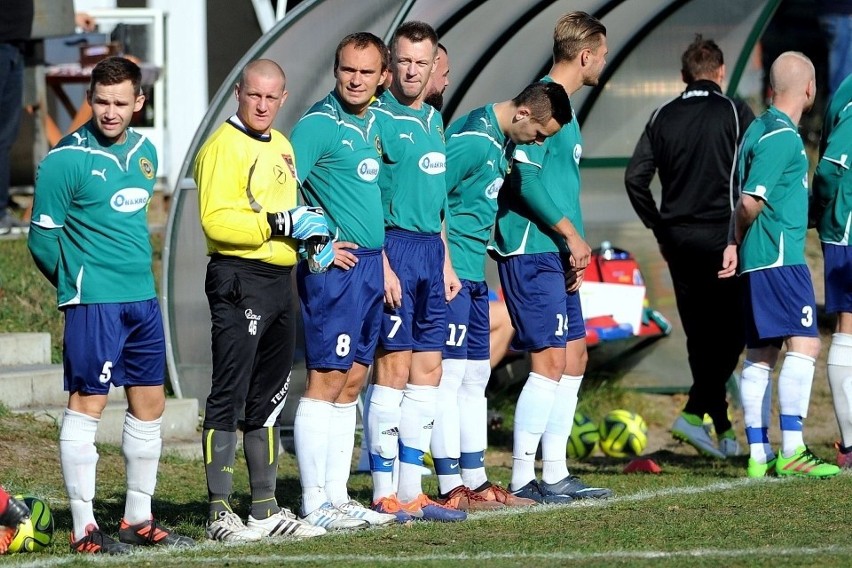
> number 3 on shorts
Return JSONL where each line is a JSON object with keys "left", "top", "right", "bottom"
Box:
{"left": 800, "top": 305, "right": 813, "bottom": 327}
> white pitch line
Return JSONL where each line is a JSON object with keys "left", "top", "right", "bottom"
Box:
{"left": 12, "top": 475, "right": 844, "bottom": 568}
{"left": 15, "top": 544, "right": 852, "bottom": 567}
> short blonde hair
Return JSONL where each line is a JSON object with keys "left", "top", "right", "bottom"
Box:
{"left": 553, "top": 11, "right": 606, "bottom": 63}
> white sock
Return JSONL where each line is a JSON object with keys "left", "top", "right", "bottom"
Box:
{"left": 367, "top": 385, "right": 404, "bottom": 502}
{"left": 326, "top": 402, "right": 356, "bottom": 507}
{"left": 778, "top": 352, "right": 815, "bottom": 457}
{"left": 397, "top": 384, "right": 438, "bottom": 503}
{"left": 432, "top": 359, "right": 464, "bottom": 495}
{"left": 739, "top": 360, "right": 773, "bottom": 463}
{"left": 459, "top": 359, "right": 490, "bottom": 490}
{"left": 294, "top": 398, "right": 333, "bottom": 515}
{"left": 541, "top": 375, "right": 582, "bottom": 484}
{"left": 122, "top": 412, "right": 162, "bottom": 525}
{"left": 828, "top": 333, "right": 852, "bottom": 447}
{"left": 60, "top": 409, "right": 100, "bottom": 541}
{"left": 510, "top": 373, "right": 558, "bottom": 491}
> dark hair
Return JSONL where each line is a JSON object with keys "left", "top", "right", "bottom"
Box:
{"left": 513, "top": 81, "right": 573, "bottom": 125}
{"left": 553, "top": 11, "right": 606, "bottom": 63}
{"left": 89, "top": 56, "right": 142, "bottom": 95}
{"left": 334, "top": 32, "right": 389, "bottom": 72}
{"left": 681, "top": 34, "right": 724, "bottom": 83}
{"left": 391, "top": 20, "right": 438, "bottom": 56}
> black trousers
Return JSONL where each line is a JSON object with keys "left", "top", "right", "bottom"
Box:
{"left": 203, "top": 255, "right": 295, "bottom": 431}
{"left": 658, "top": 224, "right": 745, "bottom": 433}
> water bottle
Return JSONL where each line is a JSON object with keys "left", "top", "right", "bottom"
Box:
{"left": 306, "top": 235, "right": 330, "bottom": 273}
{"left": 600, "top": 240, "right": 614, "bottom": 260}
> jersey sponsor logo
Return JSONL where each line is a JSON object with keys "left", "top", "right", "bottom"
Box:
{"left": 484, "top": 177, "right": 503, "bottom": 199}
{"left": 341, "top": 139, "right": 354, "bottom": 151}
{"left": 110, "top": 188, "right": 150, "bottom": 213}
{"left": 72, "top": 132, "right": 87, "bottom": 145}
{"left": 91, "top": 168, "right": 107, "bottom": 181}
{"left": 357, "top": 158, "right": 380, "bottom": 181}
{"left": 399, "top": 132, "right": 415, "bottom": 144}
{"left": 573, "top": 143, "right": 582, "bottom": 164}
{"left": 139, "top": 157, "right": 155, "bottom": 179}
{"left": 419, "top": 152, "right": 446, "bottom": 175}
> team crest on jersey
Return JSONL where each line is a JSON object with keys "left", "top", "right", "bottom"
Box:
{"left": 437, "top": 125, "right": 445, "bottom": 144}
{"left": 282, "top": 153, "right": 296, "bottom": 179}
{"left": 573, "top": 143, "right": 582, "bottom": 164}
{"left": 139, "top": 157, "right": 155, "bottom": 179}
{"left": 374, "top": 135, "right": 382, "bottom": 156}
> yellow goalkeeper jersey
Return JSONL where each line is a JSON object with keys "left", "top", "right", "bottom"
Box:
{"left": 194, "top": 116, "right": 299, "bottom": 266}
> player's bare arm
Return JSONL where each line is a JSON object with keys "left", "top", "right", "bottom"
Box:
{"left": 734, "top": 194, "right": 765, "bottom": 245}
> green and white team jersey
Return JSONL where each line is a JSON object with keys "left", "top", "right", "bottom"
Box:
{"left": 291, "top": 90, "right": 384, "bottom": 248}
{"left": 736, "top": 106, "right": 810, "bottom": 273}
{"left": 492, "top": 76, "right": 581, "bottom": 256}
{"left": 29, "top": 122, "right": 158, "bottom": 306}
{"left": 813, "top": 73, "right": 852, "bottom": 245}
{"left": 445, "top": 104, "right": 513, "bottom": 281}
{"left": 372, "top": 90, "right": 446, "bottom": 234}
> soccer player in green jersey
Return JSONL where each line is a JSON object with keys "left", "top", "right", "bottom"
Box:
{"left": 731, "top": 52, "right": 839, "bottom": 479}
{"left": 28, "top": 57, "right": 194, "bottom": 553}
{"left": 366, "top": 21, "right": 465, "bottom": 522}
{"left": 491, "top": 12, "right": 613, "bottom": 503}
{"left": 431, "top": 81, "right": 572, "bottom": 511}
{"left": 811, "top": 71, "right": 852, "bottom": 468}
{"left": 290, "top": 32, "right": 398, "bottom": 528}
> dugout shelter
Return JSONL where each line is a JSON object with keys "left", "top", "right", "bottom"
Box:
{"left": 162, "top": 0, "right": 781, "bottom": 413}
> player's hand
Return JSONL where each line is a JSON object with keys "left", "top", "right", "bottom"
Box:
{"left": 383, "top": 257, "right": 402, "bottom": 309}
{"left": 333, "top": 241, "right": 359, "bottom": 270}
{"left": 444, "top": 264, "right": 461, "bottom": 302}
{"left": 267, "top": 206, "right": 329, "bottom": 240}
{"left": 718, "top": 244, "right": 738, "bottom": 279}
{"left": 566, "top": 267, "right": 584, "bottom": 293}
{"left": 565, "top": 235, "right": 591, "bottom": 269}
{"left": 307, "top": 237, "right": 334, "bottom": 274}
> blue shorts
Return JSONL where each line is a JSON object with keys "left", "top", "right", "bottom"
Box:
{"left": 498, "top": 253, "right": 585, "bottom": 352}
{"left": 380, "top": 228, "right": 447, "bottom": 352}
{"left": 743, "top": 265, "right": 819, "bottom": 348}
{"left": 822, "top": 243, "right": 852, "bottom": 314}
{"left": 298, "top": 248, "right": 383, "bottom": 369}
{"left": 63, "top": 299, "right": 165, "bottom": 395}
{"left": 443, "top": 279, "right": 490, "bottom": 360}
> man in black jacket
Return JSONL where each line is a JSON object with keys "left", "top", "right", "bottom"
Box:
{"left": 624, "top": 35, "right": 754, "bottom": 459}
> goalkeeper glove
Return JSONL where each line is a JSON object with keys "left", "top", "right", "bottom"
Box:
{"left": 306, "top": 236, "right": 334, "bottom": 273}
{"left": 267, "top": 206, "right": 329, "bottom": 240}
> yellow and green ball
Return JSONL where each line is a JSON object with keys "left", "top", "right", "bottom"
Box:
{"left": 567, "top": 412, "right": 600, "bottom": 459}
{"left": 8, "top": 495, "right": 53, "bottom": 553}
{"left": 598, "top": 410, "right": 648, "bottom": 458}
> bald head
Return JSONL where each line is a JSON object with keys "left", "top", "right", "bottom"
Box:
{"left": 768, "top": 51, "right": 816, "bottom": 120}
{"left": 770, "top": 51, "right": 814, "bottom": 94}
{"left": 240, "top": 59, "right": 286, "bottom": 89}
